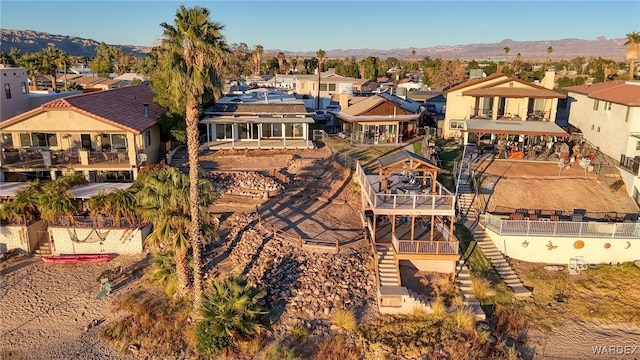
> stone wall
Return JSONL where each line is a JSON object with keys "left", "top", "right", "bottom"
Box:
{"left": 49, "top": 224, "right": 151, "bottom": 255}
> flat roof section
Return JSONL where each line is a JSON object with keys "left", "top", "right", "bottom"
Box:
{"left": 0, "top": 182, "right": 133, "bottom": 199}
{"left": 462, "top": 119, "right": 569, "bottom": 137}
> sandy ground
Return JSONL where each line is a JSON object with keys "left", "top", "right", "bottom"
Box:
{"left": 528, "top": 322, "right": 640, "bottom": 360}
{"left": 474, "top": 159, "right": 639, "bottom": 214}
{"left": 0, "top": 255, "right": 142, "bottom": 360}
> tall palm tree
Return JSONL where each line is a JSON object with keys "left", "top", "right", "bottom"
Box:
{"left": 624, "top": 31, "right": 640, "bottom": 79}
{"left": 253, "top": 44, "right": 264, "bottom": 75}
{"left": 37, "top": 174, "right": 86, "bottom": 224}
{"left": 316, "top": 48, "right": 325, "bottom": 110}
{"left": 277, "top": 51, "right": 285, "bottom": 74}
{"left": 40, "top": 47, "right": 64, "bottom": 91}
{"left": 159, "top": 5, "right": 228, "bottom": 309}
{"left": 88, "top": 189, "right": 138, "bottom": 226}
{"left": 503, "top": 46, "right": 510, "bottom": 66}
{"left": 19, "top": 53, "right": 41, "bottom": 90}
{"left": 546, "top": 46, "right": 553, "bottom": 63}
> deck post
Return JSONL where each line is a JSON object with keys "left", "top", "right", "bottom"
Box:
{"left": 373, "top": 215, "right": 377, "bottom": 243}
{"left": 430, "top": 215, "right": 435, "bottom": 241}
{"left": 391, "top": 215, "right": 396, "bottom": 240}
{"left": 410, "top": 216, "right": 415, "bottom": 241}
{"left": 449, "top": 215, "right": 454, "bottom": 236}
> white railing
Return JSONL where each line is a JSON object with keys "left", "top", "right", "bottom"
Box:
{"left": 483, "top": 213, "right": 640, "bottom": 238}
{"left": 392, "top": 232, "right": 459, "bottom": 254}
{"left": 356, "top": 161, "right": 455, "bottom": 211}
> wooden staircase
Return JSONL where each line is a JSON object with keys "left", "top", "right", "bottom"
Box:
{"left": 33, "top": 237, "right": 52, "bottom": 256}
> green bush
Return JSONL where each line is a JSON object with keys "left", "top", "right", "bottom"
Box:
{"left": 195, "top": 319, "right": 231, "bottom": 356}
{"left": 195, "top": 276, "right": 267, "bottom": 355}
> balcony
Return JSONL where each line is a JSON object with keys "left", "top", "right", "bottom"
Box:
{"left": 619, "top": 154, "right": 640, "bottom": 176}
{"left": 88, "top": 151, "right": 129, "bottom": 164}
{"left": 356, "top": 162, "right": 456, "bottom": 216}
{"left": 1, "top": 149, "right": 80, "bottom": 168}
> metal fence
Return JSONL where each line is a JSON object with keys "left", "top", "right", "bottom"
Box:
{"left": 483, "top": 213, "right": 640, "bottom": 238}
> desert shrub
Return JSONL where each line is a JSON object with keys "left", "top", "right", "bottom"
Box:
{"left": 450, "top": 309, "right": 475, "bottom": 332}
{"left": 430, "top": 297, "right": 447, "bottom": 318}
{"left": 471, "top": 277, "right": 492, "bottom": 302}
{"left": 493, "top": 305, "right": 528, "bottom": 343}
{"left": 313, "top": 334, "right": 361, "bottom": 360}
{"left": 264, "top": 342, "right": 298, "bottom": 360}
{"left": 287, "top": 323, "right": 309, "bottom": 343}
{"left": 101, "top": 289, "right": 192, "bottom": 356}
{"left": 195, "top": 276, "right": 267, "bottom": 356}
{"left": 332, "top": 309, "right": 357, "bottom": 332}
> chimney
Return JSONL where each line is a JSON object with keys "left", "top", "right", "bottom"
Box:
{"left": 143, "top": 103, "right": 149, "bottom": 117}
{"left": 339, "top": 93, "right": 349, "bottom": 110}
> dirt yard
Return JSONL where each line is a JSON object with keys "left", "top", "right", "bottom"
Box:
{"left": 206, "top": 147, "right": 364, "bottom": 246}
{"left": 473, "top": 159, "right": 639, "bottom": 214}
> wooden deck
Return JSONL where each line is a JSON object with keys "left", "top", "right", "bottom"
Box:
{"left": 375, "top": 221, "right": 459, "bottom": 256}
{"left": 356, "top": 163, "right": 456, "bottom": 216}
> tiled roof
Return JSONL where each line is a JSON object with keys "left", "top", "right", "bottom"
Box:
{"left": 463, "top": 119, "right": 569, "bottom": 137}
{"left": 443, "top": 73, "right": 506, "bottom": 94}
{"left": 565, "top": 81, "right": 640, "bottom": 106}
{"left": 73, "top": 76, "right": 108, "bottom": 85}
{"left": 1, "top": 85, "right": 163, "bottom": 134}
{"left": 378, "top": 150, "right": 436, "bottom": 169}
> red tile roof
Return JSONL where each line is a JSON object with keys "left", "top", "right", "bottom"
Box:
{"left": 565, "top": 81, "right": 640, "bottom": 106}
{"left": 1, "top": 85, "right": 164, "bottom": 134}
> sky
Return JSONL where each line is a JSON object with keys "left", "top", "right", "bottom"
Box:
{"left": 1, "top": 1, "right": 639, "bottom": 52}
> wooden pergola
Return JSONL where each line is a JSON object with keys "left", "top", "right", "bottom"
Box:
{"left": 377, "top": 150, "right": 440, "bottom": 193}
{"left": 462, "top": 119, "right": 569, "bottom": 143}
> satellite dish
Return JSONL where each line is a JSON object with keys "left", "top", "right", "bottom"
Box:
{"left": 136, "top": 153, "right": 148, "bottom": 165}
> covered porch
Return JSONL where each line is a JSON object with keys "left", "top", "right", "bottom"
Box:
{"left": 462, "top": 119, "right": 570, "bottom": 160}
{"left": 462, "top": 86, "right": 566, "bottom": 122}
{"left": 336, "top": 114, "right": 420, "bottom": 145}
{"left": 199, "top": 116, "right": 314, "bottom": 150}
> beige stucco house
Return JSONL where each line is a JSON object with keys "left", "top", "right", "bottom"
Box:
{"left": 0, "top": 85, "right": 163, "bottom": 182}
{"left": 295, "top": 70, "right": 359, "bottom": 108}
{"left": 566, "top": 80, "right": 640, "bottom": 200}
{"left": 442, "top": 72, "right": 566, "bottom": 139}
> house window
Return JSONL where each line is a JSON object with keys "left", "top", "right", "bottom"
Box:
{"left": 319, "top": 84, "right": 328, "bottom": 91}
{"left": 450, "top": 120, "right": 465, "bottom": 129}
{"left": 4, "top": 83, "right": 10, "bottom": 99}
{"left": 593, "top": 99, "right": 599, "bottom": 110}
{"left": 144, "top": 131, "right": 151, "bottom": 147}
{"left": 21, "top": 82, "right": 27, "bottom": 94}
{"left": 112, "top": 134, "right": 127, "bottom": 150}
{"left": 328, "top": 83, "right": 336, "bottom": 91}
{"left": 636, "top": 141, "right": 640, "bottom": 151}
{"left": 20, "top": 132, "right": 58, "bottom": 147}
{"left": 605, "top": 102, "right": 612, "bottom": 110}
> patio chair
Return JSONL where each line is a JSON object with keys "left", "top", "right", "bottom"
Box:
{"left": 550, "top": 215, "right": 560, "bottom": 222}
{"left": 117, "top": 153, "right": 127, "bottom": 163}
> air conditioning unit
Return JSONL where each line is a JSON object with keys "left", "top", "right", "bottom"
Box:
{"left": 136, "top": 153, "right": 148, "bottom": 165}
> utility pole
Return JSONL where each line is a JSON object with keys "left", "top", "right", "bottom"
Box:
{"left": 317, "top": 61, "right": 321, "bottom": 110}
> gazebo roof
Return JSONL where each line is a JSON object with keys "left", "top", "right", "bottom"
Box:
{"left": 378, "top": 150, "right": 438, "bottom": 170}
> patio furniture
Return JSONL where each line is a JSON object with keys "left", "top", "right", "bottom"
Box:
{"left": 550, "top": 215, "right": 560, "bottom": 222}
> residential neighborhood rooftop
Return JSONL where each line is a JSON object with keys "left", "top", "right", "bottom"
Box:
{"left": 565, "top": 80, "right": 640, "bottom": 106}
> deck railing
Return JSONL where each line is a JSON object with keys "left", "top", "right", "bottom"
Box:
{"left": 483, "top": 213, "right": 640, "bottom": 238}
{"left": 391, "top": 233, "right": 459, "bottom": 254}
{"left": 356, "top": 161, "right": 455, "bottom": 211}
{"left": 88, "top": 151, "right": 129, "bottom": 164}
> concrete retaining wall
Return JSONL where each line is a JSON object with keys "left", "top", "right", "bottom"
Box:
{"left": 484, "top": 227, "right": 640, "bottom": 264}
{"left": 49, "top": 224, "right": 151, "bottom": 255}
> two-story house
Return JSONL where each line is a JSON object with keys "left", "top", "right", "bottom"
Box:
{"left": 0, "top": 85, "right": 163, "bottom": 182}
{"left": 294, "top": 69, "right": 359, "bottom": 109}
{"left": 566, "top": 80, "right": 640, "bottom": 200}
{"left": 442, "top": 72, "right": 566, "bottom": 139}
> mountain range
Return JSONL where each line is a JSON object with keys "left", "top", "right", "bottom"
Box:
{"left": 0, "top": 29, "right": 628, "bottom": 61}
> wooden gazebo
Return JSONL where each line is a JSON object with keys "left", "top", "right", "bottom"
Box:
{"left": 377, "top": 150, "right": 440, "bottom": 193}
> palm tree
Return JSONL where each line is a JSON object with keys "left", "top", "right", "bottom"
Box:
{"left": 40, "top": 48, "right": 65, "bottom": 91}
{"left": 277, "top": 51, "right": 285, "bottom": 74}
{"left": 253, "top": 44, "right": 264, "bottom": 75}
{"left": 316, "top": 48, "right": 326, "bottom": 110}
{"left": 159, "top": 5, "right": 228, "bottom": 309}
{"left": 19, "top": 53, "right": 41, "bottom": 90}
{"left": 624, "top": 31, "right": 640, "bottom": 79}
{"left": 0, "top": 180, "right": 41, "bottom": 225}
{"left": 136, "top": 166, "right": 217, "bottom": 298}
{"left": 503, "top": 46, "right": 510, "bottom": 65}
{"left": 37, "top": 174, "right": 87, "bottom": 224}
{"left": 546, "top": 46, "right": 553, "bottom": 63}
{"left": 196, "top": 276, "right": 267, "bottom": 355}
{"left": 88, "top": 189, "right": 138, "bottom": 226}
